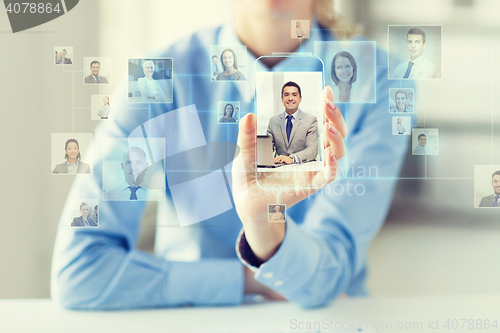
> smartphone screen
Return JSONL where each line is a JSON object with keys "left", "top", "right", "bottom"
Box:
{"left": 254, "top": 55, "right": 326, "bottom": 190}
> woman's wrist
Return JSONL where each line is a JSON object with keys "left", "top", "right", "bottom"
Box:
{"left": 243, "top": 221, "right": 285, "bottom": 262}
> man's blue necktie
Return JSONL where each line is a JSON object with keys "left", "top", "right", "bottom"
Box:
{"left": 403, "top": 61, "right": 414, "bottom": 79}
{"left": 215, "top": 64, "right": 218, "bottom": 72}
{"left": 493, "top": 195, "right": 499, "bottom": 207}
{"left": 129, "top": 186, "right": 140, "bottom": 200}
{"left": 96, "top": 76, "right": 100, "bottom": 83}
{"left": 286, "top": 115, "right": 293, "bottom": 142}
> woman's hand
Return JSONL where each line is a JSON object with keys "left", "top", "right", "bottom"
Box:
{"left": 231, "top": 86, "right": 348, "bottom": 262}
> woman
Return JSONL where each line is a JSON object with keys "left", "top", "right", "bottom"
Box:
{"left": 97, "top": 96, "right": 111, "bottom": 119}
{"left": 219, "top": 103, "right": 238, "bottom": 123}
{"left": 331, "top": 51, "right": 359, "bottom": 103}
{"left": 138, "top": 60, "right": 167, "bottom": 102}
{"left": 53, "top": 0, "right": 411, "bottom": 311}
{"left": 295, "top": 21, "right": 305, "bottom": 38}
{"left": 71, "top": 202, "right": 98, "bottom": 227}
{"left": 269, "top": 205, "right": 285, "bottom": 222}
{"left": 393, "top": 90, "right": 410, "bottom": 113}
{"left": 396, "top": 117, "right": 406, "bottom": 134}
{"left": 216, "top": 49, "right": 246, "bottom": 81}
{"left": 52, "top": 139, "right": 91, "bottom": 174}
{"left": 56, "top": 49, "right": 72, "bottom": 65}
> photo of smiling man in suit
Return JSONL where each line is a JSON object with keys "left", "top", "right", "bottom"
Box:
{"left": 85, "top": 60, "right": 109, "bottom": 84}
{"left": 479, "top": 170, "right": 500, "bottom": 207}
{"left": 266, "top": 81, "right": 319, "bottom": 164}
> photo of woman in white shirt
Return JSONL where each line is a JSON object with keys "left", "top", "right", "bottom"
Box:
{"left": 138, "top": 61, "right": 168, "bottom": 102}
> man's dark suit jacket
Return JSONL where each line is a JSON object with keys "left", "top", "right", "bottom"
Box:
{"left": 56, "top": 58, "right": 73, "bottom": 65}
{"left": 479, "top": 194, "right": 499, "bottom": 207}
{"left": 85, "top": 75, "right": 108, "bottom": 84}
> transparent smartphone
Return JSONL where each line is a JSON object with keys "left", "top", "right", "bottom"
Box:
{"left": 254, "top": 54, "right": 326, "bottom": 190}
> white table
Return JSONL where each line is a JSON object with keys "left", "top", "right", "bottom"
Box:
{"left": 1, "top": 295, "right": 499, "bottom": 333}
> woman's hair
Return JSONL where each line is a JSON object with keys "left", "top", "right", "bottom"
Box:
{"left": 104, "top": 96, "right": 110, "bottom": 106}
{"left": 331, "top": 51, "right": 357, "bottom": 85}
{"left": 143, "top": 60, "right": 155, "bottom": 76}
{"left": 296, "top": 21, "right": 300, "bottom": 27}
{"left": 64, "top": 139, "right": 81, "bottom": 161}
{"left": 223, "top": 104, "right": 234, "bottom": 117}
{"left": 80, "top": 202, "right": 88, "bottom": 210}
{"left": 220, "top": 49, "right": 238, "bottom": 71}
{"left": 143, "top": 60, "right": 155, "bottom": 68}
{"left": 395, "top": 90, "right": 407, "bottom": 100}
{"left": 61, "top": 49, "right": 67, "bottom": 53}
{"left": 313, "top": 0, "right": 361, "bottom": 39}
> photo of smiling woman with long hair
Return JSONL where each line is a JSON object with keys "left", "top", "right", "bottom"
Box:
{"left": 216, "top": 48, "right": 246, "bottom": 81}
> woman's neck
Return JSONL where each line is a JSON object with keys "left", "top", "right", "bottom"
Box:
{"left": 225, "top": 67, "right": 237, "bottom": 75}
{"left": 234, "top": 2, "right": 313, "bottom": 68}
{"left": 339, "top": 81, "right": 351, "bottom": 91}
{"left": 68, "top": 157, "right": 77, "bottom": 164}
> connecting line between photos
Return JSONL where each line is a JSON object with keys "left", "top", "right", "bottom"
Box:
{"left": 488, "top": 50, "right": 494, "bottom": 164}
{"left": 61, "top": 64, "right": 83, "bottom": 133}
{"left": 62, "top": 69, "right": 84, "bottom": 73}
{"left": 140, "top": 123, "right": 156, "bottom": 168}
{"left": 72, "top": 71, "right": 74, "bottom": 133}
{"left": 425, "top": 155, "right": 427, "bottom": 179}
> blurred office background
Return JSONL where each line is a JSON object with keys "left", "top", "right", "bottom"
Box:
{"left": 0, "top": 0, "right": 499, "bottom": 299}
